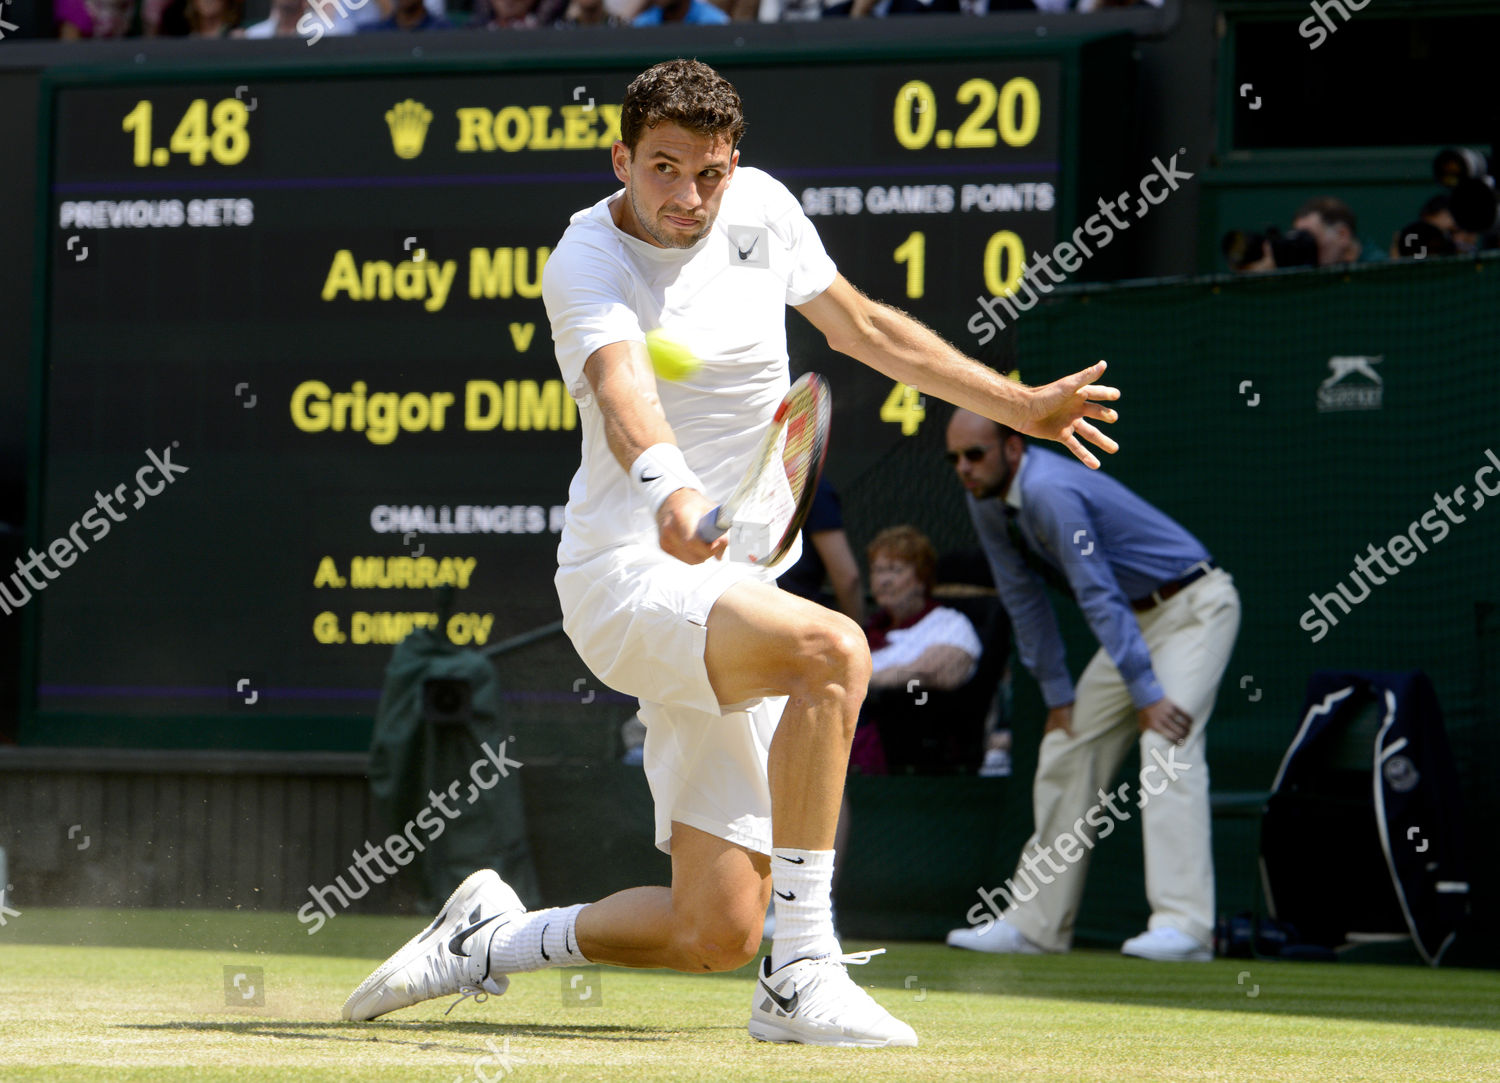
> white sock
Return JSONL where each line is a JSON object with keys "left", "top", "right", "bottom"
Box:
{"left": 489, "top": 904, "right": 589, "bottom": 974}
{"left": 769, "top": 847, "right": 839, "bottom": 971}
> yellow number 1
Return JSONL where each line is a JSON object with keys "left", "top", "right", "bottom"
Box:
{"left": 893, "top": 230, "right": 925, "bottom": 300}
{"left": 122, "top": 100, "right": 152, "bottom": 168}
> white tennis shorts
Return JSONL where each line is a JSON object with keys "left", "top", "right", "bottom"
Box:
{"left": 555, "top": 544, "right": 787, "bottom": 856}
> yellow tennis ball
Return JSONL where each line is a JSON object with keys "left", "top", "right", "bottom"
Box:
{"left": 645, "top": 329, "right": 702, "bottom": 382}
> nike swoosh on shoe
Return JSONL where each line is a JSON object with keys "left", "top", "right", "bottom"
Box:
{"left": 447, "top": 914, "right": 500, "bottom": 957}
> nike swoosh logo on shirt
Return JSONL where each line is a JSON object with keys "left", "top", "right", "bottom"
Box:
{"left": 447, "top": 914, "right": 499, "bottom": 957}
{"left": 736, "top": 234, "right": 760, "bottom": 260}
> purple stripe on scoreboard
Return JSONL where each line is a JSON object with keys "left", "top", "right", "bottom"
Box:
{"left": 37, "top": 684, "right": 634, "bottom": 704}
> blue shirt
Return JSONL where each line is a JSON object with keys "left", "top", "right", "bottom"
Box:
{"left": 967, "top": 446, "right": 1213, "bottom": 710}
{"left": 364, "top": 11, "right": 453, "bottom": 29}
{"left": 633, "top": 0, "right": 730, "bottom": 22}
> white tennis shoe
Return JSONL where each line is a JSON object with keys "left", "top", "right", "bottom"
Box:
{"left": 1121, "top": 926, "right": 1213, "bottom": 962}
{"left": 342, "top": 869, "right": 525, "bottom": 1021}
{"left": 945, "top": 920, "right": 1049, "bottom": 954}
{"left": 748, "top": 949, "right": 918, "bottom": 1047}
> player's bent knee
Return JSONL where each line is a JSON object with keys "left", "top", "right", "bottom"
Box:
{"left": 792, "top": 613, "right": 871, "bottom": 698}
{"left": 677, "top": 917, "right": 763, "bottom": 972}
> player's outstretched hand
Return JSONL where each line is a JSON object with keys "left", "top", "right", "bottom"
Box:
{"left": 657, "top": 488, "right": 728, "bottom": 565}
{"left": 1015, "top": 360, "right": 1120, "bottom": 469}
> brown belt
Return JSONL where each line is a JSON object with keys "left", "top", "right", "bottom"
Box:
{"left": 1131, "top": 560, "right": 1217, "bottom": 612}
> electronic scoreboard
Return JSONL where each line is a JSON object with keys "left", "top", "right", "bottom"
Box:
{"left": 27, "top": 37, "right": 1131, "bottom": 746}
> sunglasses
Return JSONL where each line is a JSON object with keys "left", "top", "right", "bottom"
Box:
{"left": 944, "top": 446, "right": 993, "bottom": 465}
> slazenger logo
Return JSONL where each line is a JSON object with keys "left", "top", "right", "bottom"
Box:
{"left": 1317, "top": 355, "right": 1383, "bottom": 412}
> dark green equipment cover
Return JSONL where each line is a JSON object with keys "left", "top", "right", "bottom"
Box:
{"left": 370, "top": 624, "right": 540, "bottom": 908}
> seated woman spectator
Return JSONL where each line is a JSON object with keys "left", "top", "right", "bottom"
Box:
{"left": 849, "top": 525, "right": 982, "bottom": 775}
{"left": 831, "top": 526, "right": 988, "bottom": 899}
{"left": 866, "top": 526, "right": 980, "bottom": 694}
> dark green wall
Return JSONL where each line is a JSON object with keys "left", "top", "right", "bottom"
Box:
{"left": 1017, "top": 258, "right": 1498, "bottom": 962}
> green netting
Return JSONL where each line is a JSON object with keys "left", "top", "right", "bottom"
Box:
{"left": 1017, "top": 257, "right": 1499, "bottom": 793}
{"left": 833, "top": 257, "right": 1500, "bottom": 956}
{"left": 850, "top": 256, "right": 1500, "bottom": 790}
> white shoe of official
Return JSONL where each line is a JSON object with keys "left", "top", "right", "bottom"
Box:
{"left": 748, "top": 949, "right": 917, "bottom": 1048}
{"left": 342, "top": 869, "right": 525, "bottom": 1021}
{"left": 945, "top": 920, "right": 1048, "bottom": 954}
{"left": 1121, "top": 926, "right": 1213, "bottom": 962}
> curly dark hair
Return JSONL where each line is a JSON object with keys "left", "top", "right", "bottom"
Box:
{"left": 620, "top": 59, "right": 747, "bottom": 152}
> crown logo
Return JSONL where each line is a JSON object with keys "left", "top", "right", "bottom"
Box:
{"left": 386, "top": 100, "right": 432, "bottom": 160}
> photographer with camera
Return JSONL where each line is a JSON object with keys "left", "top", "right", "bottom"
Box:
{"left": 1223, "top": 196, "right": 1383, "bottom": 273}
{"left": 1222, "top": 225, "right": 1317, "bottom": 273}
{"left": 1390, "top": 194, "right": 1460, "bottom": 260}
{"left": 1292, "top": 197, "right": 1385, "bottom": 268}
{"left": 1391, "top": 150, "right": 1500, "bottom": 260}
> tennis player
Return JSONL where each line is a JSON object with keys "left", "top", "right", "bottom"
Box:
{"left": 345, "top": 58, "right": 1119, "bottom": 1047}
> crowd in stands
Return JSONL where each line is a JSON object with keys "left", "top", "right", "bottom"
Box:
{"left": 1388, "top": 189, "right": 1499, "bottom": 260}
{"left": 51, "top": 0, "right": 1161, "bottom": 37}
{"left": 1229, "top": 192, "right": 1498, "bottom": 273}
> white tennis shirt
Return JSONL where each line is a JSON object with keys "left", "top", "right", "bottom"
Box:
{"left": 543, "top": 166, "right": 838, "bottom": 567}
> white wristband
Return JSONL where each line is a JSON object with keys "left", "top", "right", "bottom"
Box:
{"left": 631, "top": 444, "right": 704, "bottom": 514}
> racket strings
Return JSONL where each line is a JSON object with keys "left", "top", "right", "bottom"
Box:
{"left": 722, "top": 374, "right": 829, "bottom": 565}
{"left": 781, "top": 407, "right": 818, "bottom": 494}
{"left": 745, "top": 426, "right": 797, "bottom": 526}
{"left": 742, "top": 386, "right": 821, "bottom": 530}
{"left": 779, "top": 385, "right": 827, "bottom": 496}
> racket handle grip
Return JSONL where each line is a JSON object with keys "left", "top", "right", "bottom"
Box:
{"left": 696, "top": 507, "right": 728, "bottom": 543}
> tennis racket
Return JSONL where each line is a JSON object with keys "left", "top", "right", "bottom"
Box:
{"left": 696, "top": 372, "right": 831, "bottom": 566}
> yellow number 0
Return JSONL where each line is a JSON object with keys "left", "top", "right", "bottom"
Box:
{"left": 893, "top": 80, "right": 937, "bottom": 151}
{"left": 998, "top": 77, "right": 1040, "bottom": 148}
{"left": 984, "top": 231, "right": 1026, "bottom": 298}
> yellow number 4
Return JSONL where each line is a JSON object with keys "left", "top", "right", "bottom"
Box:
{"left": 169, "top": 99, "right": 211, "bottom": 166}
{"left": 880, "top": 381, "right": 925, "bottom": 436}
